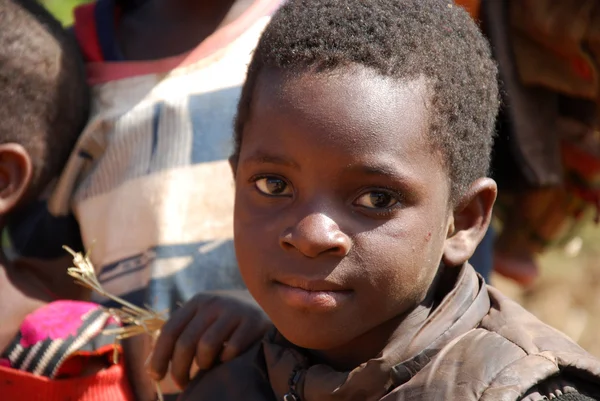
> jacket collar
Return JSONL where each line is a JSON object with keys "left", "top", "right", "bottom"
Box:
{"left": 261, "top": 264, "right": 490, "bottom": 401}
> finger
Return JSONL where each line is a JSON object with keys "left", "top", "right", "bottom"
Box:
{"left": 147, "top": 304, "right": 201, "bottom": 381}
{"left": 170, "top": 312, "right": 219, "bottom": 389}
{"left": 219, "top": 318, "right": 268, "bottom": 362}
{"left": 194, "top": 315, "right": 239, "bottom": 371}
{"left": 122, "top": 336, "right": 157, "bottom": 401}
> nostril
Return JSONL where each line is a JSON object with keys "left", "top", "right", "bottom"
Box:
{"left": 280, "top": 240, "right": 295, "bottom": 251}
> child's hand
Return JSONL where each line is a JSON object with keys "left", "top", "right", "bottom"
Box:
{"left": 147, "top": 290, "right": 269, "bottom": 389}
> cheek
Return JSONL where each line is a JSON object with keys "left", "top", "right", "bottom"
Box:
{"left": 233, "top": 226, "right": 271, "bottom": 310}
{"left": 352, "top": 231, "right": 421, "bottom": 295}
{"left": 376, "top": 212, "right": 445, "bottom": 264}
{"left": 233, "top": 217, "right": 271, "bottom": 274}
{"left": 233, "top": 194, "right": 285, "bottom": 285}
{"left": 235, "top": 187, "right": 280, "bottom": 237}
{"left": 353, "top": 214, "right": 445, "bottom": 303}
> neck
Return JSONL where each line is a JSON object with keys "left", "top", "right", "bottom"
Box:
{"left": 12, "top": 255, "right": 91, "bottom": 301}
{"left": 308, "top": 303, "right": 434, "bottom": 371}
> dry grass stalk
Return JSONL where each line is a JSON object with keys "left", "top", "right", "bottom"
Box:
{"left": 64, "top": 246, "right": 167, "bottom": 401}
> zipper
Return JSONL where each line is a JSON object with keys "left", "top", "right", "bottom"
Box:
{"left": 283, "top": 367, "right": 303, "bottom": 401}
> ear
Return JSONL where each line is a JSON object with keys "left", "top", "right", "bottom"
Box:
{"left": 0, "top": 143, "right": 33, "bottom": 215}
{"left": 228, "top": 155, "right": 238, "bottom": 177}
{"left": 442, "top": 178, "right": 497, "bottom": 267}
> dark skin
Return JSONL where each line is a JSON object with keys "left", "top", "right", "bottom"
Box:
{"left": 232, "top": 67, "right": 496, "bottom": 369}
{"left": 117, "top": 0, "right": 256, "bottom": 60}
{"left": 147, "top": 290, "right": 269, "bottom": 390}
{"left": 113, "top": 292, "right": 269, "bottom": 400}
{"left": 0, "top": 144, "right": 111, "bottom": 376}
{"left": 152, "top": 65, "right": 496, "bottom": 376}
{"left": 0, "top": 144, "right": 52, "bottom": 352}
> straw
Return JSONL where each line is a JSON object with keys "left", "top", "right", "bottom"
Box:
{"left": 64, "top": 246, "right": 166, "bottom": 401}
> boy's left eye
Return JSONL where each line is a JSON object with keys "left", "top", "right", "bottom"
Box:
{"left": 254, "top": 176, "right": 292, "bottom": 196}
{"left": 354, "top": 191, "right": 399, "bottom": 209}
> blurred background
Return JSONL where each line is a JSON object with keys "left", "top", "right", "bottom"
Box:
{"left": 43, "top": 0, "right": 89, "bottom": 25}
{"left": 40, "top": 0, "right": 600, "bottom": 357}
{"left": 496, "top": 224, "right": 600, "bottom": 357}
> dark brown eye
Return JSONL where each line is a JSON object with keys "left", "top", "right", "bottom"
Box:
{"left": 255, "top": 177, "right": 291, "bottom": 196}
{"left": 355, "top": 191, "right": 398, "bottom": 209}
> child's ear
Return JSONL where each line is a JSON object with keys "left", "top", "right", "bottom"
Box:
{"left": 442, "top": 177, "right": 497, "bottom": 267}
{"left": 0, "top": 143, "right": 33, "bottom": 215}
{"left": 228, "top": 155, "right": 238, "bottom": 177}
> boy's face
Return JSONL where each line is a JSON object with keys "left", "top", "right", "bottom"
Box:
{"left": 233, "top": 68, "right": 456, "bottom": 350}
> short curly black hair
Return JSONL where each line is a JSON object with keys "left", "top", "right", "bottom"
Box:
{"left": 234, "top": 0, "right": 499, "bottom": 200}
{"left": 0, "top": 0, "right": 89, "bottom": 205}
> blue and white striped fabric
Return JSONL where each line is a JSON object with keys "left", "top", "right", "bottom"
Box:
{"left": 5, "top": 3, "right": 277, "bottom": 315}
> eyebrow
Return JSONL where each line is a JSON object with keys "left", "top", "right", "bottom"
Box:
{"left": 345, "top": 162, "right": 416, "bottom": 185}
{"left": 242, "top": 151, "right": 301, "bottom": 170}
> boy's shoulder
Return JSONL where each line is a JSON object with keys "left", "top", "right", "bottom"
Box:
{"left": 180, "top": 342, "right": 274, "bottom": 401}
{"left": 480, "top": 286, "right": 600, "bottom": 397}
{"left": 388, "top": 286, "right": 600, "bottom": 400}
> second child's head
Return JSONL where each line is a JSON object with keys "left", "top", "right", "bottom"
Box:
{"left": 231, "top": 0, "right": 498, "bottom": 361}
{"left": 0, "top": 0, "right": 89, "bottom": 221}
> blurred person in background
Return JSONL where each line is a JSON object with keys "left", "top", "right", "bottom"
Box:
{"left": 457, "top": 0, "right": 600, "bottom": 287}
{"left": 0, "top": 1, "right": 134, "bottom": 399}
{"left": 6, "top": 0, "right": 280, "bottom": 399}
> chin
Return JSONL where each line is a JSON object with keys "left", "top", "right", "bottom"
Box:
{"left": 278, "top": 328, "right": 340, "bottom": 350}
{"left": 271, "top": 316, "right": 356, "bottom": 350}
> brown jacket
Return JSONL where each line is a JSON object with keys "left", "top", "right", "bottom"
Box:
{"left": 180, "top": 265, "right": 600, "bottom": 401}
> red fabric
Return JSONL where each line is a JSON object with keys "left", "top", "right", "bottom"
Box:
{"left": 562, "top": 141, "right": 600, "bottom": 222}
{"left": 74, "top": 3, "right": 104, "bottom": 63}
{"left": 55, "top": 344, "right": 118, "bottom": 378}
{"left": 0, "top": 362, "right": 134, "bottom": 401}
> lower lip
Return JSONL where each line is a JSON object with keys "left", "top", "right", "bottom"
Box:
{"left": 274, "top": 282, "right": 351, "bottom": 311}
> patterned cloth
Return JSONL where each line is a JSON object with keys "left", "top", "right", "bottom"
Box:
{"left": 0, "top": 301, "right": 120, "bottom": 379}
{"left": 4, "top": 0, "right": 281, "bottom": 314}
{"left": 0, "top": 301, "right": 134, "bottom": 401}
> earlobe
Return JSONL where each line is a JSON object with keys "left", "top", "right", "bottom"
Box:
{"left": 442, "top": 178, "right": 497, "bottom": 267}
{"left": 0, "top": 143, "right": 33, "bottom": 215}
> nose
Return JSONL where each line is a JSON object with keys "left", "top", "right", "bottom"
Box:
{"left": 279, "top": 213, "right": 352, "bottom": 258}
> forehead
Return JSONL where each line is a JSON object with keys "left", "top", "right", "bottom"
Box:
{"left": 251, "top": 67, "right": 431, "bottom": 138}
{"left": 242, "top": 67, "right": 443, "bottom": 169}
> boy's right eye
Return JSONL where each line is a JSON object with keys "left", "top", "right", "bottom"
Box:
{"left": 254, "top": 176, "right": 293, "bottom": 196}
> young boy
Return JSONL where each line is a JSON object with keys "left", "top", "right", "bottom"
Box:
{"left": 0, "top": 1, "right": 134, "bottom": 399}
{"left": 149, "top": 0, "right": 600, "bottom": 400}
